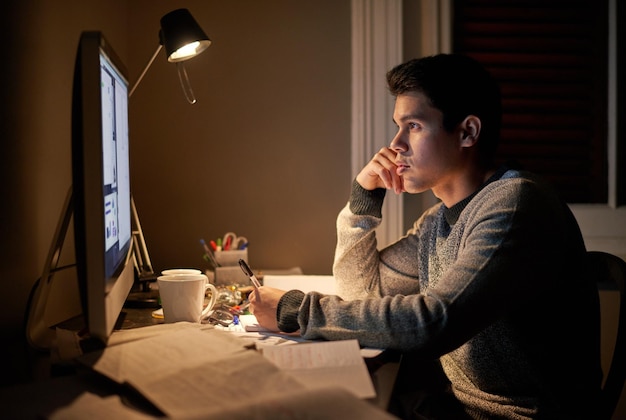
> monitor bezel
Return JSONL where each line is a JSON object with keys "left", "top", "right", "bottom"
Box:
{"left": 72, "top": 31, "right": 134, "bottom": 345}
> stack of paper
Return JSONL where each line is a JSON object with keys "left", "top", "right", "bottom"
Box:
{"left": 70, "top": 323, "right": 391, "bottom": 419}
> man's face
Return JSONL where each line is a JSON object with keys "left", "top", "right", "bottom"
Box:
{"left": 390, "top": 92, "right": 464, "bottom": 198}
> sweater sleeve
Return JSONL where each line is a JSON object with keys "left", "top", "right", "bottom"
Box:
{"left": 349, "top": 179, "right": 386, "bottom": 217}
{"left": 333, "top": 180, "right": 422, "bottom": 301}
{"left": 276, "top": 290, "right": 305, "bottom": 333}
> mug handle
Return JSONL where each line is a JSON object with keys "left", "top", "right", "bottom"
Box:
{"left": 201, "top": 282, "right": 218, "bottom": 318}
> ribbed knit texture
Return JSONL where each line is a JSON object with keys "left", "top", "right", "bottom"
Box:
{"left": 277, "top": 290, "right": 305, "bottom": 333}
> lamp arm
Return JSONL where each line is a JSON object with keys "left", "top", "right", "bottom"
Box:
{"left": 129, "top": 44, "right": 163, "bottom": 98}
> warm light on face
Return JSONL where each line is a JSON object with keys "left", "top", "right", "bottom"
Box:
{"left": 170, "top": 41, "right": 200, "bottom": 60}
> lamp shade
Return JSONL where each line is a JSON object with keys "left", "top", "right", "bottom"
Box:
{"left": 159, "top": 8, "right": 211, "bottom": 62}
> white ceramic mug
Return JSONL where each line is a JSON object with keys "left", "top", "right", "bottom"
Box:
{"left": 157, "top": 274, "right": 218, "bottom": 323}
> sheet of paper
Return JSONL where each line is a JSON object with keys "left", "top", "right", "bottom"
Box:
{"left": 236, "top": 314, "right": 383, "bottom": 357}
{"left": 262, "top": 274, "right": 337, "bottom": 295}
{"left": 134, "top": 351, "right": 306, "bottom": 419}
{"left": 261, "top": 339, "right": 377, "bottom": 399}
{"left": 107, "top": 321, "right": 213, "bottom": 346}
{"left": 238, "top": 313, "right": 277, "bottom": 333}
{"left": 79, "top": 327, "right": 248, "bottom": 384}
{"left": 197, "top": 386, "right": 396, "bottom": 420}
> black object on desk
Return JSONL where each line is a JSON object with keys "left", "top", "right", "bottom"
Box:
{"left": 124, "top": 277, "right": 160, "bottom": 309}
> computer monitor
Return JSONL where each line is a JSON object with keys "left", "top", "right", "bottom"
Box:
{"left": 71, "top": 31, "right": 134, "bottom": 345}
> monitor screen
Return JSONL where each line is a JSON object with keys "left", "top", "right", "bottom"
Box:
{"left": 72, "top": 31, "right": 134, "bottom": 345}
{"left": 99, "top": 41, "right": 132, "bottom": 287}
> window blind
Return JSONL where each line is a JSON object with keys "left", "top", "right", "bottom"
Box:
{"left": 452, "top": 0, "right": 608, "bottom": 203}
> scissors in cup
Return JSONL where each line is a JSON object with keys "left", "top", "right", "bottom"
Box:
{"left": 222, "top": 232, "right": 248, "bottom": 251}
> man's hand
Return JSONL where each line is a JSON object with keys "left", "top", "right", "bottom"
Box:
{"left": 248, "top": 286, "right": 286, "bottom": 332}
{"left": 355, "top": 147, "right": 404, "bottom": 194}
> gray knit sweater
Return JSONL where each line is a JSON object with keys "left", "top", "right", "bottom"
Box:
{"left": 277, "top": 167, "right": 601, "bottom": 419}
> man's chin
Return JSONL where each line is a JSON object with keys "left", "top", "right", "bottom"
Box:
{"left": 402, "top": 183, "right": 427, "bottom": 194}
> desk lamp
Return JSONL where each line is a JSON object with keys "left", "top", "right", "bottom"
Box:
{"left": 127, "top": 8, "right": 211, "bottom": 305}
{"left": 129, "top": 8, "right": 211, "bottom": 103}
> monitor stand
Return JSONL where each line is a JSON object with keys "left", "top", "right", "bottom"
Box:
{"left": 125, "top": 291, "right": 160, "bottom": 308}
{"left": 124, "top": 275, "right": 160, "bottom": 308}
{"left": 124, "top": 198, "right": 160, "bottom": 309}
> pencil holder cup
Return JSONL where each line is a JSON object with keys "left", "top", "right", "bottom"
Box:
{"left": 206, "top": 249, "right": 249, "bottom": 286}
{"left": 212, "top": 266, "right": 250, "bottom": 286}
{"left": 214, "top": 249, "right": 248, "bottom": 267}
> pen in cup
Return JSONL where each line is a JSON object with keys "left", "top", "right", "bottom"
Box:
{"left": 238, "top": 259, "right": 261, "bottom": 289}
{"left": 200, "top": 239, "right": 220, "bottom": 268}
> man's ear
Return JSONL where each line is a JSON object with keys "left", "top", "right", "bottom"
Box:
{"left": 460, "top": 115, "right": 481, "bottom": 148}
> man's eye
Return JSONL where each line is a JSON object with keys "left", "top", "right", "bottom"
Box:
{"left": 408, "top": 122, "right": 420, "bottom": 130}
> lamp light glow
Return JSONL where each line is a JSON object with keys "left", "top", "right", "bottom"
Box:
{"left": 170, "top": 41, "right": 202, "bottom": 61}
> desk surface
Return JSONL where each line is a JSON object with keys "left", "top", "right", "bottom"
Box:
{"left": 117, "top": 306, "right": 162, "bottom": 329}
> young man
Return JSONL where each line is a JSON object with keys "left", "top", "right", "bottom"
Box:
{"left": 250, "top": 54, "right": 601, "bottom": 419}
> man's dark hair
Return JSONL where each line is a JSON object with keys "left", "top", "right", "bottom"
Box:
{"left": 386, "top": 54, "right": 502, "bottom": 164}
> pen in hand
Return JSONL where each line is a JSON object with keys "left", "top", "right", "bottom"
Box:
{"left": 238, "top": 259, "right": 261, "bottom": 289}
